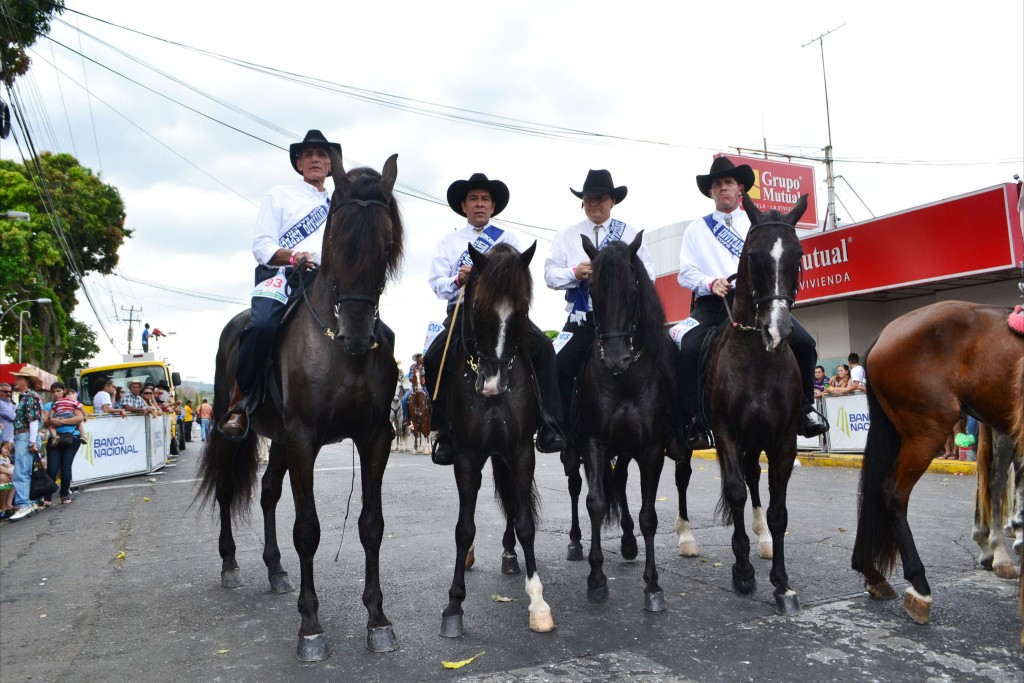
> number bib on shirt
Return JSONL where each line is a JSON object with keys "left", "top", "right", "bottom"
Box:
{"left": 251, "top": 268, "right": 289, "bottom": 305}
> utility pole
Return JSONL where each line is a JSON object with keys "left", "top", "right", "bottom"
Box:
{"left": 803, "top": 23, "right": 845, "bottom": 231}
{"left": 122, "top": 305, "right": 142, "bottom": 354}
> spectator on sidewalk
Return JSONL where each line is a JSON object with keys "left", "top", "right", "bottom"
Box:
{"left": 42, "top": 382, "right": 85, "bottom": 506}
{"left": 196, "top": 399, "right": 213, "bottom": 441}
{"left": 9, "top": 367, "right": 44, "bottom": 522}
{"left": 0, "top": 382, "right": 15, "bottom": 442}
{"left": 848, "top": 353, "right": 866, "bottom": 392}
{"left": 0, "top": 441, "right": 15, "bottom": 518}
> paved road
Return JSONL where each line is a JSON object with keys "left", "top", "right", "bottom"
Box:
{"left": 1, "top": 443, "right": 1020, "bottom": 682}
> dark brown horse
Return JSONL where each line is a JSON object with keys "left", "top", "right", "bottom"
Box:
{"left": 196, "top": 151, "right": 404, "bottom": 660}
{"left": 408, "top": 365, "right": 431, "bottom": 454}
{"left": 707, "top": 194, "right": 809, "bottom": 616}
{"left": 852, "top": 300, "right": 1024, "bottom": 624}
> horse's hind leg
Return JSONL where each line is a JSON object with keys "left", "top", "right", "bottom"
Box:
{"left": 261, "top": 441, "right": 295, "bottom": 593}
{"left": 287, "top": 448, "right": 329, "bottom": 661}
{"left": 441, "top": 455, "right": 483, "bottom": 638}
{"left": 617, "top": 458, "right": 639, "bottom": 561}
{"left": 639, "top": 450, "right": 666, "bottom": 611}
{"left": 1011, "top": 454, "right": 1024, "bottom": 555}
{"left": 720, "top": 444, "right": 755, "bottom": 596}
{"left": 765, "top": 448, "right": 800, "bottom": 616}
{"left": 564, "top": 448, "right": 585, "bottom": 561}
{"left": 501, "top": 514, "right": 520, "bottom": 574}
{"left": 984, "top": 432, "right": 1017, "bottom": 579}
{"left": 356, "top": 432, "right": 399, "bottom": 653}
{"left": 673, "top": 443, "right": 700, "bottom": 557}
{"left": 744, "top": 455, "right": 772, "bottom": 560}
{"left": 889, "top": 440, "right": 940, "bottom": 624}
{"left": 511, "top": 447, "right": 554, "bottom": 632}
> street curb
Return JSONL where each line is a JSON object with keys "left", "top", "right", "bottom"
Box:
{"left": 689, "top": 449, "right": 977, "bottom": 476}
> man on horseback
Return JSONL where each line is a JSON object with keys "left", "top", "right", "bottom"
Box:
{"left": 221, "top": 129, "right": 395, "bottom": 438}
{"left": 424, "top": 173, "right": 565, "bottom": 465}
{"left": 676, "top": 157, "right": 828, "bottom": 449}
{"left": 543, "top": 169, "right": 656, "bottom": 442}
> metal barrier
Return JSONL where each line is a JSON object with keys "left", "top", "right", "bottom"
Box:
{"left": 71, "top": 413, "right": 172, "bottom": 487}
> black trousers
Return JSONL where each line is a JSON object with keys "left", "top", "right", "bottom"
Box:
{"left": 236, "top": 266, "right": 394, "bottom": 394}
{"left": 423, "top": 305, "right": 562, "bottom": 432}
{"left": 677, "top": 295, "right": 817, "bottom": 422}
{"left": 553, "top": 314, "right": 596, "bottom": 432}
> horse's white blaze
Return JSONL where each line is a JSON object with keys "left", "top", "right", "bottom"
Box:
{"left": 767, "top": 237, "right": 786, "bottom": 349}
{"left": 481, "top": 300, "right": 514, "bottom": 396}
{"left": 525, "top": 573, "right": 550, "bottom": 613}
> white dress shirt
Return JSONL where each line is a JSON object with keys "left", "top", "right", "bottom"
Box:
{"left": 544, "top": 217, "right": 656, "bottom": 312}
{"left": 252, "top": 180, "right": 331, "bottom": 267}
{"left": 428, "top": 223, "right": 529, "bottom": 307}
{"left": 677, "top": 207, "right": 751, "bottom": 297}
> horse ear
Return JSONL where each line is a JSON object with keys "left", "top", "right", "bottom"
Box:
{"left": 741, "top": 192, "right": 761, "bottom": 225}
{"left": 520, "top": 241, "right": 537, "bottom": 267}
{"left": 380, "top": 154, "right": 398, "bottom": 203}
{"left": 786, "top": 194, "right": 809, "bottom": 225}
{"left": 581, "top": 234, "right": 597, "bottom": 260}
{"left": 468, "top": 242, "right": 487, "bottom": 270}
{"left": 330, "top": 148, "right": 350, "bottom": 197}
{"left": 628, "top": 230, "right": 644, "bottom": 258}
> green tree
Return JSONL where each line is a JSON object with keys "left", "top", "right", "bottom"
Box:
{"left": 0, "top": 0, "right": 65, "bottom": 86}
{"left": 56, "top": 319, "right": 99, "bottom": 381}
{"left": 0, "top": 153, "right": 129, "bottom": 372}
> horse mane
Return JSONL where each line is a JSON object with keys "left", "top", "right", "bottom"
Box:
{"left": 468, "top": 243, "right": 533, "bottom": 327}
{"left": 322, "top": 166, "right": 405, "bottom": 288}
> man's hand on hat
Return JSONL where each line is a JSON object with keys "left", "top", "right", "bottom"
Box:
{"left": 455, "top": 265, "right": 472, "bottom": 288}
{"left": 574, "top": 261, "right": 593, "bottom": 280}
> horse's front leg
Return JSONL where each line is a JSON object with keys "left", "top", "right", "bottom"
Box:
{"left": 564, "top": 447, "right": 585, "bottom": 561}
{"left": 356, "top": 430, "right": 399, "bottom": 653}
{"left": 639, "top": 448, "right": 666, "bottom": 611}
{"left": 718, "top": 436, "right": 755, "bottom": 596}
{"left": 511, "top": 445, "right": 554, "bottom": 633}
{"left": 584, "top": 442, "right": 609, "bottom": 602}
{"left": 617, "top": 457, "right": 638, "bottom": 561}
{"left": 673, "top": 438, "right": 700, "bottom": 557}
{"left": 501, "top": 513, "right": 520, "bottom": 574}
{"left": 888, "top": 441, "right": 937, "bottom": 624}
{"left": 287, "top": 447, "right": 328, "bottom": 661}
{"left": 975, "top": 441, "right": 1017, "bottom": 578}
{"left": 743, "top": 454, "right": 772, "bottom": 560}
{"left": 262, "top": 441, "right": 295, "bottom": 594}
{"left": 765, "top": 447, "right": 800, "bottom": 616}
{"left": 440, "top": 453, "right": 483, "bottom": 638}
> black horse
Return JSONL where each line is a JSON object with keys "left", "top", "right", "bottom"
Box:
{"left": 563, "top": 232, "right": 677, "bottom": 610}
{"left": 196, "top": 151, "right": 404, "bottom": 660}
{"left": 707, "top": 193, "right": 808, "bottom": 616}
{"left": 439, "top": 242, "right": 556, "bottom": 637}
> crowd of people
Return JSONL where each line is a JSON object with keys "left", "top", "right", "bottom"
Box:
{"left": 0, "top": 366, "right": 207, "bottom": 523}
{"left": 813, "top": 353, "right": 868, "bottom": 398}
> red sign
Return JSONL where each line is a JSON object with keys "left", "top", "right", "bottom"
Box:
{"left": 719, "top": 154, "right": 818, "bottom": 229}
{"left": 796, "top": 184, "right": 1023, "bottom": 304}
{"left": 654, "top": 274, "right": 691, "bottom": 323}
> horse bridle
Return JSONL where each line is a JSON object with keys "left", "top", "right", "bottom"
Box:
{"left": 298, "top": 197, "right": 391, "bottom": 344}
{"left": 723, "top": 220, "right": 801, "bottom": 333}
{"left": 459, "top": 283, "right": 518, "bottom": 374}
{"left": 593, "top": 276, "right": 644, "bottom": 363}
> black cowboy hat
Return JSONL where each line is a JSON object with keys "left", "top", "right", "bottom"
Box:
{"left": 446, "top": 173, "right": 510, "bottom": 217}
{"left": 290, "top": 129, "right": 342, "bottom": 175}
{"left": 570, "top": 169, "right": 627, "bottom": 204}
{"left": 696, "top": 157, "right": 755, "bottom": 197}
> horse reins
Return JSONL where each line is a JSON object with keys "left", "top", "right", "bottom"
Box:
{"left": 297, "top": 197, "right": 391, "bottom": 345}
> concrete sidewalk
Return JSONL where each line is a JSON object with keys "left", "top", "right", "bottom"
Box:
{"left": 691, "top": 449, "right": 977, "bottom": 475}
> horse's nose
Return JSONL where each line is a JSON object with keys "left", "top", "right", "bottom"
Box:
{"left": 477, "top": 372, "right": 506, "bottom": 397}
{"left": 339, "top": 333, "right": 376, "bottom": 356}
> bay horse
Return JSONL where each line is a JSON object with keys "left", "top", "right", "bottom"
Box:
{"left": 408, "top": 364, "right": 431, "bottom": 454}
{"left": 196, "top": 151, "right": 404, "bottom": 660}
{"left": 972, "top": 424, "right": 1023, "bottom": 577}
{"left": 565, "top": 232, "right": 676, "bottom": 610}
{"left": 706, "top": 194, "right": 809, "bottom": 616}
{"left": 439, "top": 241, "right": 556, "bottom": 637}
{"left": 851, "top": 300, "right": 1024, "bottom": 624}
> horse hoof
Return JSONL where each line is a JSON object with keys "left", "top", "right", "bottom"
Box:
{"left": 501, "top": 551, "right": 520, "bottom": 575}
{"left": 866, "top": 580, "right": 898, "bottom": 600}
{"left": 440, "top": 614, "right": 464, "bottom": 638}
{"left": 732, "top": 574, "right": 757, "bottom": 596}
{"left": 903, "top": 588, "right": 932, "bottom": 624}
{"left": 587, "top": 584, "right": 609, "bottom": 603}
{"left": 644, "top": 590, "right": 667, "bottom": 612}
{"left": 621, "top": 536, "right": 638, "bottom": 561}
{"left": 529, "top": 609, "right": 555, "bottom": 633}
{"left": 993, "top": 562, "right": 1018, "bottom": 580}
{"left": 566, "top": 542, "right": 585, "bottom": 562}
{"left": 296, "top": 633, "right": 329, "bottom": 661}
{"left": 269, "top": 572, "right": 295, "bottom": 594}
{"left": 979, "top": 554, "right": 995, "bottom": 570}
{"left": 366, "top": 625, "right": 399, "bottom": 652}
{"left": 774, "top": 590, "right": 802, "bottom": 617}
{"left": 677, "top": 540, "right": 700, "bottom": 557}
{"left": 465, "top": 545, "right": 476, "bottom": 570}
{"left": 758, "top": 542, "right": 773, "bottom": 560}
{"left": 221, "top": 568, "right": 244, "bottom": 589}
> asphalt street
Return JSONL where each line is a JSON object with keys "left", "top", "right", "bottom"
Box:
{"left": 0, "top": 441, "right": 1021, "bottom": 682}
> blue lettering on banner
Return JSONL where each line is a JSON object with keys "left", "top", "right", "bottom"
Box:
{"left": 91, "top": 435, "right": 141, "bottom": 458}
{"left": 837, "top": 407, "right": 871, "bottom": 437}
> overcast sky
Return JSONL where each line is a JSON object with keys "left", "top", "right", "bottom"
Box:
{"left": 3, "top": 0, "right": 1021, "bottom": 382}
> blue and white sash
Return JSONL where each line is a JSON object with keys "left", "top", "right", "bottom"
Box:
{"left": 565, "top": 219, "right": 627, "bottom": 323}
{"left": 278, "top": 198, "right": 331, "bottom": 250}
{"left": 456, "top": 224, "right": 505, "bottom": 269}
{"left": 703, "top": 214, "right": 744, "bottom": 260}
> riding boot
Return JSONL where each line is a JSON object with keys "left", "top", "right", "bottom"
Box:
{"left": 536, "top": 420, "right": 565, "bottom": 454}
{"left": 431, "top": 431, "right": 454, "bottom": 466}
{"left": 798, "top": 403, "right": 829, "bottom": 438}
{"left": 686, "top": 416, "right": 713, "bottom": 451}
{"left": 219, "top": 383, "right": 247, "bottom": 439}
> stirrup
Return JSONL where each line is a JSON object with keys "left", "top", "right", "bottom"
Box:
{"left": 217, "top": 409, "right": 250, "bottom": 443}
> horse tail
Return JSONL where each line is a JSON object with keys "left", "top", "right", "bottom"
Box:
{"left": 195, "top": 430, "right": 260, "bottom": 519}
{"left": 851, "top": 376, "right": 901, "bottom": 578}
{"left": 490, "top": 455, "right": 541, "bottom": 526}
{"left": 603, "top": 458, "right": 624, "bottom": 528}
{"left": 975, "top": 424, "right": 994, "bottom": 529}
